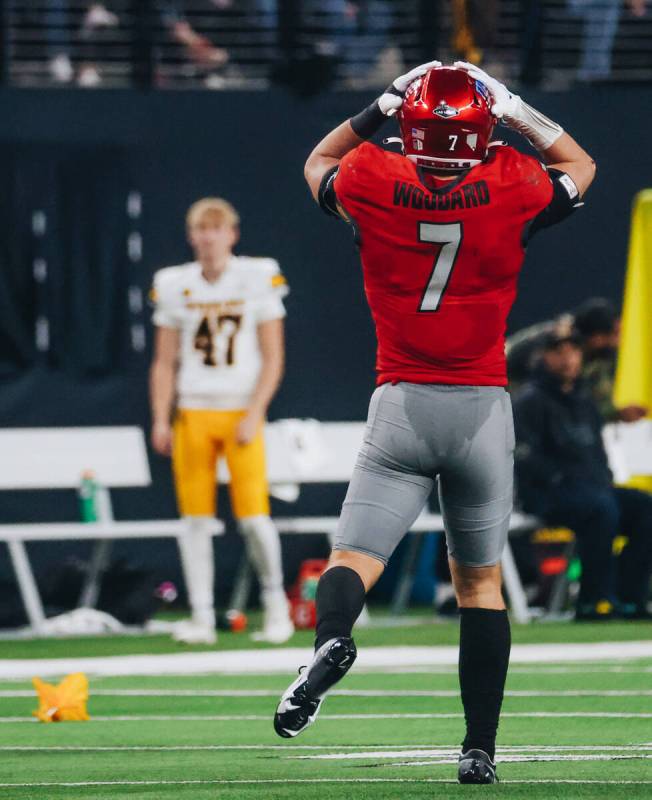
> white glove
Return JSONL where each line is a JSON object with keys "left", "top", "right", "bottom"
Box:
{"left": 454, "top": 60, "right": 563, "bottom": 151}
{"left": 378, "top": 60, "right": 442, "bottom": 116}
{"left": 453, "top": 61, "right": 519, "bottom": 118}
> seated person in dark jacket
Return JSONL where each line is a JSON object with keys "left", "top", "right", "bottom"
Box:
{"left": 574, "top": 297, "right": 648, "bottom": 424}
{"left": 512, "top": 326, "right": 652, "bottom": 620}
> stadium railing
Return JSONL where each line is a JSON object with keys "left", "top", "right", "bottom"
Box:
{"left": 3, "top": 1, "right": 651, "bottom": 90}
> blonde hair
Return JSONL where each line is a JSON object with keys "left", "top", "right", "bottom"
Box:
{"left": 186, "top": 197, "right": 240, "bottom": 230}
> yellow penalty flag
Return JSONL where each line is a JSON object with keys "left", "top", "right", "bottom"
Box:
{"left": 32, "top": 673, "right": 90, "bottom": 723}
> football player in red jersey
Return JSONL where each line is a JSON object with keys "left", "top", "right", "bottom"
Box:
{"left": 274, "top": 62, "right": 596, "bottom": 783}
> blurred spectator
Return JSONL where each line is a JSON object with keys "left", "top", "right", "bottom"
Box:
{"left": 513, "top": 325, "right": 652, "bottom": 619}
{"left": 568, "top": 0, "right": 648, "bottom": 82}
{"left": 245, "top": 0, "right": 278, "bottom": 64}
{"left": 451, "top": 0, "right": 501, "bottom": 66}
{"left": 506, "top": 313, "right": 573, "bottom": 391}
{"left": 157, "top": 0, "right": 279, "bottom": 82}
{"left": 158, "top": 1, "right": 229, "bottom": 71}
{"left": 43, "top": 1, "right": 73, "bottom": 82}
{"left": 351, "top": 0, "right": 394, "bottom": 82}
{"left": 43, "top": 1, "right": 119, "bottom": 85}
{"left": 79, "top": 3, "right": 120, "bottom": 87}
{"left": 508, "top": 298, "right": 650, "bottom": 423}
{"left": 84, "top": 3, "right": 119, "bottom": 30}
{"left": 9, "top": 0, "right": 652, "bottom": 89}
{"left": 302, "top": 1, "right": 394, "bottom": 83}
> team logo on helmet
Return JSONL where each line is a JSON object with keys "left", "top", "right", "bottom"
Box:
{"left": 433, "top": 100, "right": 459, "bottom": 119}
{"left": 474, "top": 80, "right": 491, "bottom": 104}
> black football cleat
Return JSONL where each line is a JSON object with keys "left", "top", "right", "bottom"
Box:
{"left": 458, "top": 749, "right": 498, "bottom": 784}
{"left": 273, "top": 637, "right": 357, "bottom": 738}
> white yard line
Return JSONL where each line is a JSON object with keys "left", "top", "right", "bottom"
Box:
{"left": 1, "top": 778, "right": 652, "bottom": 788}
{"left": 3, "top": 688, "right": 652, "bottom": 698}
{"left": 0, "top": 744, "right": 650, "bottom": 752}
{"left": 393, "top": 666, "right": 652, "bottom": 675}
{"left": 297, "top": 749, "right": 652, "bottom": 763}
{"left": 1, "top": 711, "right": 652, "bottom": 723}
{"left": 2, "top": 641, "right": 652, "bottom": 679}
{"left": 389, "top": 755, "right": 652, "bottom": 766}
{"left": 509, "top": 666, "right": 652, "bottom": 674}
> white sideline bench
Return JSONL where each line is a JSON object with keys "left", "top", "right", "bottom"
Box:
{"left": 4, "top": 419, "right": 650, "bottom": 635}
{"left": 1, "top": 423, "right": 536, "bottom": 632}
{"left": 273, "top": 510, "right": 539, "bottom": 622}
{"left": 0, "top": 427, "right": 223, "bottom": 635}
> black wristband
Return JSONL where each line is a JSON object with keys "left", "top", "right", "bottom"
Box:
{"left": 350, "top": 100, "right": 387, "bottom": 139}
{"left": 349, "top": 83, "right": 402, "bottom": 139}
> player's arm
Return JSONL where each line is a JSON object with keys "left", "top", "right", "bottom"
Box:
{"left": 150, "top": 326, "right": 180, "bottom": 456}
{"left": 535, "top": 132, "right": 595, "bottom": 198}
{"left": 456, "top": 62, "right": 596, "bottom": 198}
{"left": 237, "top": 318, "right": 285, "bottom": 446}
{"left": 304, "top": 60, "right": 442, "bottom": 208}
{"left": 304, "top": 122, "right": 364, "bottom": 203}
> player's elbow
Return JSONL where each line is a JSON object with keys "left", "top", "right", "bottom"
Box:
{"left": 304, "top": 157, "right": 321, "bottom": 202}
{"left": 573, "top": 155, "right": 597, "bottom": 198}
{"left": 584, "top": 155, "right": 597, "bottom": 185}
{"left": 303, "top": 159, "right": 313, "bottom": 187}
{"left": 584, "top": 153, "right": 597, "bottom": 184}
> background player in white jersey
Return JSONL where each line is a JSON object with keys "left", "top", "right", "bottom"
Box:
{"left": 150, "top": 197, "right": 294, "bottom": 645}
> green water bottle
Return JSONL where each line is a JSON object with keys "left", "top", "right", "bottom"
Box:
{"left": 79, "top": 470, "right": 98, "bottom": 523}
{"left": 567, "top": 557, "right": 582, "bottom": 582}
{"left": 301, "top": 577, "right": 320, "bottom": 601}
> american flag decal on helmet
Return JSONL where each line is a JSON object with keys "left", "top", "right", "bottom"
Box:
{"left": 475, "top": 80, "right": 491, "bottom": 103}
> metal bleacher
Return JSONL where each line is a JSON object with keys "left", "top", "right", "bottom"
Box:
{"left": 3, "top": 1, "right": 652, "bottom": 90}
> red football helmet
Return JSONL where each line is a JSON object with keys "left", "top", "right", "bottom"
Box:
{"left": 396, "top": 66, "right": 496, "bottom": 171}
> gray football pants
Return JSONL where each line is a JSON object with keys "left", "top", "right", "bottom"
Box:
{"left": 334, "top": 382, "right": 515, "bottom": 568}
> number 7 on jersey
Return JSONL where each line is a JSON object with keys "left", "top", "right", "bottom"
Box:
{"left": 418, "top": 222, "right": 463, "bottom": 312}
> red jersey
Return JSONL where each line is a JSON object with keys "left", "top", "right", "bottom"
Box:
{"left": 332, "top": 142, "right": 554, "bottom": 386}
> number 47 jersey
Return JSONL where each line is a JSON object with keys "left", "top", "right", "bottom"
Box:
{"left": 330, "top": 141, "right": 555, "bottom": 387}
{"left": 151, "top": 257, "right": 287, "bottom": 410}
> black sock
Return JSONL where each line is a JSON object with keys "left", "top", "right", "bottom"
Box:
{"left": 314, "top": 566, "right": 366, "bottom": 650}
{"left": 459, "top": 608, "right": 511, "bottom": 761}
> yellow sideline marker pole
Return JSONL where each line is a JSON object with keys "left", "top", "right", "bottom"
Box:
{"left": 613, "top": 189, "right": 652, "bottom": 492}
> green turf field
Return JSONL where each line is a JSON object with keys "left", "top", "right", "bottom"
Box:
{"left": 0, "top": 620, "right": 650, "bottom": 799}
